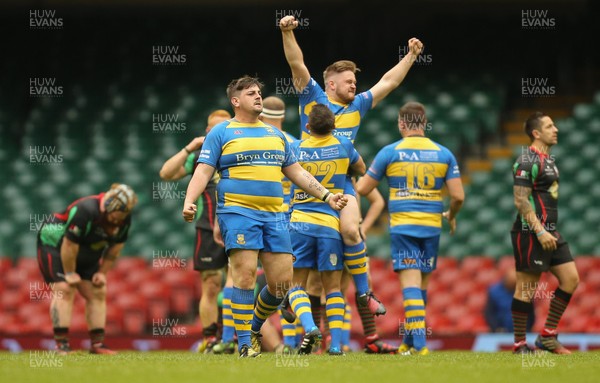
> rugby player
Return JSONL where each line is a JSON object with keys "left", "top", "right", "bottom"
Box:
{"left": 37, "top": 184, "right": 137, "bottom": 355}
{"left": 182, "top": 76, "right": 347, "bottom": 358}
{"left": 357, "top": 102, "right": 464, "bottom": 355}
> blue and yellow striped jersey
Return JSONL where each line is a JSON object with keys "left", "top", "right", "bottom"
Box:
{"left": 281, "top": 131, "right": 299, "bottom": 212}
{"left": 290, "top": 135, "right": 359, "bottom": 239}
{"left": 299, "top": 78, "right": 373, "bottom": 143}
{"left": 198, "top": 119, "right": 297, "bottom": 221}
{"left": 367, "top": 136, "right": 460, "bottom": 237}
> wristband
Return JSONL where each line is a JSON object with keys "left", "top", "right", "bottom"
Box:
{"left": 65, "top": 272, "right": 75, "bottom": 276}
{"left": 183, "top": 147, "right": 191, "bottom": 154}
{"left": 536, "top": 230, "right": 546, "bottom": 237}
{"left": 322, "top": 191, "right": 332, "bottom": 202}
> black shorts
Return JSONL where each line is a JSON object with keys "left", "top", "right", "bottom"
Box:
{"left": 193, "top": 228, "right": 227, "bottom": 271}
{"left": 510, "top": 231, "right": 573, "bottom": 273}
{"left": 37, "top": 241, "right": 99, "bottom": 283}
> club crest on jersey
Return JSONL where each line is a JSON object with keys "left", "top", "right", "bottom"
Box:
{"left": 329, "top": 253, "right": 338, "bottom": 266}
{"left": 68, "top": 224, "right": 80, "bottom": 237}
{"left": 236, "top": 234, "right": 246, "bottom": 245}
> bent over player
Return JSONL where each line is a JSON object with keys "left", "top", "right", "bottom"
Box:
{"left": 37, "top": 184, "right": 137, "bottom": 355}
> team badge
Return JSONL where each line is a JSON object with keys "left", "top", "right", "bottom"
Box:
{"left": 236, "top": 234, "right": 246, "bottom": 245}
{"left": 329, "top": 253, "right": 338, "bottom": 266}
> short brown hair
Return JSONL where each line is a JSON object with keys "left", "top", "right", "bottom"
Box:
{"left": 399, "top": 102, "right": 427, "bottom": 130}
{"left": 308, "top": 104, "right": 335, "bottom": 135}
{"left": 323, "top": 60, "right": 360, "bottom": 83}
{"left": 524, "top": 111, "right": 547, "bottom": 141}
{"left": 226, "top": 75, "right": 264, "bottom": 103}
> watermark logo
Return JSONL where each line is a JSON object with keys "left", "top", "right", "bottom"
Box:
{"left": 521, "top": 78, "right": 556, "bottom": 97}
{"left": 152, "top": 182, "right": 186, "bottom": 201}
{"left": 396, "top": 250, "right": 434, "bottom": 269}
{"left": 152, "top": 113, "right": 187, "bottom": 133}
{"left": 275, "top": 10, "right": 309, "bottom": 29}
{"left": 152, "top": 46, "right": 187, "bottom": 66}
{"left": 274, "top": 77, "right": 310, "bottom": 96}
{"left": 30, "top": 282, "right": 64, "bottom": 301}
{"left": 29, "top": 146, "right": 63, "bottom": 165}
{"left": 519, "top": 146, "right": 556, "bottom": 162}
{"left": 151, "top": 318, "right": 187, "bottom": 337}
{"left": 398, "top": 319, "right": 433, "bottom": 338}
{"left": 30, "top": 213, "right": 58, "bottom": 231}
{"left": 521, "top": 352, "right": 556, "bottom": 368}
{"left": 521, "top": 10, "right": 556, "bottom": 30}
{"left": 274, "top": 281, "right": 303, "bottom": 299}
{"left": 275, "top": 348, "right": 309, "bottom": 367}
{"left": 399, "top": 45, "right": 432, "bottom": 65}
{"left": 29, "top": 10, "right": 63, "bottom": 29}
{"left": 29, "top": 351, "right": 64, "bottom": 368}
{"left": 152, "top": 249, "right": 187, "bottom": 269}
{"left": 400, "top": 113, "right": 434, "bottom": 130}
{"left": 519, "top": 213, "right": 556, "bottom": 232}
{"left": 29, "top": 78, "right": 63, "bottom": 97}
{"left": 520, "top": 281, "right": 556, "bottom": 301}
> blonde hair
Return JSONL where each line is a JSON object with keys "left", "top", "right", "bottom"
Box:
{"left": 323, "top": 60, "right": 360, "bottom": 83}
{"left": 104, "top": 183, "right": 138, "bottom": 213}
{"left": 207, "top": 109, "right": 231, "bottom": 124}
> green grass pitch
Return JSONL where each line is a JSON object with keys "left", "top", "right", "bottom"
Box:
{"left": 2, "top": 351, "right": 599, "bottom": 383}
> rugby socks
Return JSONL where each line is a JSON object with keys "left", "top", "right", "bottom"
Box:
{"left": 356, "top": 292, "right": 376, "bottom": 337}
{"left": 325, "top": 292, "right": 345, "bottom": 351}
{"left": 402, "top": 289, "right": 428, "bottom": 348}
{"left": 403, "top": 287, "right": 426, "bottom": 351}
{"left": 344, "top": 242, "right": 369, "bottom": 295}
{"left": 231, "top": 287, "right": 255, "bottom": 350}
{"left": 542, "top": 288, "right": 572, "bottom": 333}
{"left": 289, "top": 286, "right": 317, "bottom": 332}
{"left": 280, "top": 310, "right": 297, "bottom": 347}
{"left": 54, "top": 327, "right": 69, "bottom": 346}
{"left": 251, "top": 286, "right": 283, "bottom": 332}
{"left": 341, "top": 303, "right": 352, "bottom": 348}
{"left": 309, "top": 294, "right": 322, "bottom": 331}
{"left": 511, "top": 298, "right": 532, "bottom": 343}
{"left": 221, "top": 286, "right": 235, "bottom": 343}
{"left": 89, "top": 328, "right": 105, "bottom": 346}
{"left": 295, "top": 320, "right": 304, "bottom": 345}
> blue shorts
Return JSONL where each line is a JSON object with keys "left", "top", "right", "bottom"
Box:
{"left": 290, "top": 231, "right": 343, "bottom": 272}
{"left": 343, "top": 175, "right": 356, "bottom": 197}
{"left": 391, "top": 234, "right": 439, "bottom": 273}
{"left": 217, "top": 213, "right": 293, "bottom": 255}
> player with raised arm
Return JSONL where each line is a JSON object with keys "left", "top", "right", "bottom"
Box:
{"left": 356, "top": 102, "right": 464, "bottom": 355}
{"left": 37, "top": 184, "right": 137, "bottom": 355}
{"left": 182, "top": 76, "right": 347, "bottom": 358}
{"left": 510, "top": 112, "right": 579, "bottom": 354}
{"left": 279, "top": 15, "right": 423, "bottom": 353}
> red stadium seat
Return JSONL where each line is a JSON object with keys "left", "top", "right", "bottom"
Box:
{"left": 466, "top": 291, "right": 488, "bottom": 312}
{"left": 460, "top": 256, "right": 495, "bottom": 277}
{"left": 497, "top": 256, "right": 515, "bottom": 273}
{"left": 16, "top": 257, "right": 40, "bottom": 275}
{"left": 114, "top": 257, "right": 148, "bottom": 272}
{"left": 434, "top": 268, "right": 461, "bottom": 288}
{"left": 0, "top": 257, "right": 13, "bottom": 273}
{"left": 436, "top": 257, "right": 458, "bottom": 270}
{"left": 475, "top": 268, "right": 500, "bottom": 286}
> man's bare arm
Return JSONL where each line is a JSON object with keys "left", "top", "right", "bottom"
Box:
{"left": 280, "top": 16, "right": 311, "bottom": 92}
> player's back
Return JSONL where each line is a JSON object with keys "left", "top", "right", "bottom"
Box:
{"left": 373, "top": 136, "right": 459, "bottom": 237}
{"left": 290, "top": 134, "right": 357, "bottom": 238}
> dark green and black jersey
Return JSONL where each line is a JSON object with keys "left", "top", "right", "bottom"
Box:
{"left": 38, "top": 193, "right": 131, "bottom": 268}
{"left": 184, "top": 151, "right": 217, "bottom": 230}
{"left": 512, "top": 146, "right": 559, "bottom": 233}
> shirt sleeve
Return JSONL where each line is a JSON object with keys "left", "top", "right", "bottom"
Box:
{"left": 282, "top": 134, "right": 298, "bottom": 167}
{"left": 184, "top": 152, "right": 198, "bottom": 175}
{"left": 366, "top": 146, "right": 390, "bottom": 181}
{"left": 513, "top": 156, "right": 536, "bottom": 188}
{"left": 356, "top": 90, "right": 374, "bottom": 117}
{"left": 445, "top": 149, "right": 461, "bottom": 180}
{"left": 298, "top": 78, "right": 322, "bottom": 105}
{"left": 63, "top": 205, "right": 91, "bottom": 244}
{"left": 197, "top": 126, "right": 223, "bottom": 169}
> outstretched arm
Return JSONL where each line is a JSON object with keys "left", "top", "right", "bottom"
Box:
{"left": 369, "top": 37, "right": 423, "bottom": 108}
{"left": 280, "top": 16, "right": 311, "bottom": 92}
